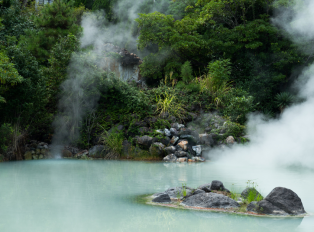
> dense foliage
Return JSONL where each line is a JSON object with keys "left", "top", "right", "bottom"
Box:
{"left": 0, "top": 0, "right": 307, "bottom": 160}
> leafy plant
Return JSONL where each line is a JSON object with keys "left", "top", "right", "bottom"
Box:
{"left": 155, "top": 91, "right": 185, "bottom": 119}
{"left": 181, "top": 61, "right": 193, "bottom": 84}
{"left": 182, "top": 183, "right": 187, "bottom": 197}
{"left": 245, "top": 180, "right": 263, "bottom": 204}
{"left": 275, "top": 92, "right": 294, "bottom": 113}
{"left": 100, "top": 127, "right": 124, "bottom": 156}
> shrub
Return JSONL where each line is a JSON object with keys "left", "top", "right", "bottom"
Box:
{"left": 155, "top": 91, "right": 185, "bottom": 119}
{"left": 275, "top": 92, "right": 294, "bottom": 113}
{"left": 100, "top": 128, "right": 124, "bottom": 155}
{"left": 181, "top": 61, "right": 193, "bottom": 84}
{"left": 0, "top": 123, "right": 13, "bottom": 153}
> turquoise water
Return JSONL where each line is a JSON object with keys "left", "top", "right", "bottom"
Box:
{"left": 0, "top": 160, "right": 313, "bottom": 232}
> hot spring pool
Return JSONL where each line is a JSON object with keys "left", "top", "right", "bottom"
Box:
{"left": 0, "top": 159, "right": 313, "bottom": 232}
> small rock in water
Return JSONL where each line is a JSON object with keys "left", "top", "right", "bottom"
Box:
{"left": 177, "top": 157, "right": 187, "bottom": 162}
{"left": 163, "top": 154, "right": 177, "bottom": 162}
{"left": 210, "top": 180, "right": 225, "bottom": 191}
{"left": 152, "top": 193, "right": 171, "bottom": 203}
{"left": 247, "top": 201, "right": 258, "bottom": 213}
{"left": 192, "top": 145, "right": 202, "bottom": 156}
{"left": 194, "top": 157, "right": 205, "bottom": 162}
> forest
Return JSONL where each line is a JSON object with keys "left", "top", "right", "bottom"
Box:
{"left": 0, "top": 0, "right": 308, "bottom": 161}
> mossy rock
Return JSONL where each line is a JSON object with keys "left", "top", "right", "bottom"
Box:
{"left": 24, "top": 151, "right": 33, "bottom": 160}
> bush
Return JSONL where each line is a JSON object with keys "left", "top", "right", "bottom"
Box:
{"left": 0, "top": 123, "right": 13, "bottom": 154}
{"left": 181, "top": 61, "right": 193, "bottom": 83}
{"left": 100, "top": 128, "right": 124, "bottom": 156}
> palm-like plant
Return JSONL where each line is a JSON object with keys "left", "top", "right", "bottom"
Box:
{"left": 275, "top": 92, "right": 294, "bottom": 113}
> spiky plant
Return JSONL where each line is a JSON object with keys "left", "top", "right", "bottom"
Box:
{"left": 275, "top": 92, "right": 294, "bottom": 113}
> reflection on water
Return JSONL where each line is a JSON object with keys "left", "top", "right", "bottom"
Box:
{"left": 0, "top": 160, "right": 312, "bottom": 232}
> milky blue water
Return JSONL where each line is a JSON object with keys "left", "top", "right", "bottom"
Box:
{"left": 0, "top": 160, "right": 313, "bottom": 232}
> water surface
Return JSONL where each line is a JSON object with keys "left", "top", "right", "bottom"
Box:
{"left": 0, "top": 160, "right": 313, "bottom": 232}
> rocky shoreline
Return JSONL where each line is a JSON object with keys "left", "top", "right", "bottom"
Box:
{"left": 21, "top": 113, "right": 246, "bottom": 161}
{"left": 148, "top": 180, "right": 307, "bottom": 217}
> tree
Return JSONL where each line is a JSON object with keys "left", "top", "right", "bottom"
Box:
{"left": 22, "top": 0, "right": 81, "bottom": 64}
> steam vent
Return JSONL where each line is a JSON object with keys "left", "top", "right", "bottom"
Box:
{"left": 102, "top": 43, "right": 142, "bottom": 83}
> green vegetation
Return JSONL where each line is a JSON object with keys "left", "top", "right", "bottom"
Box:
{"left": 0, "top": 0, "right": 308, "bottom": 161}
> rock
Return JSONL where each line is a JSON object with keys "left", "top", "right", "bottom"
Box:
{"left": 264, "top": 187, "right": 306, "bottom": 215}
{"left": 177, "top": 157, "right": 187, "bottom": 162}
{"left": 180, "top": 135, "right": 198, "bottom": 146}
{"left": 256, "top": 199, "right": 289, "bottom": 216}
{"left": 164, "top": 128, "right": 171, "bottom": 137}
{"left": 144, "top": 117, "right": 157, "bottom": 125}
{"left": 116, "top": 124, "right": 124, "bottom": 131}
{"left": 39, "top": 154, "right": 44, "bottom": 159}
{"left": 178, "top": 140, "right": 188, "bottom": 150}
{"left": 139, "top": 127, "right": 149, "bottom": 134}
{"left": 137, "top": 135, "right": 153, "bottom": 149}
{"left": 192, "top": 145, "right": 202, "bottom": 156}
{"left": 164, "top": 146, "right": 176, "bottom": 155}
{"left": 198, "top": 183, "right": 211, "bottom": 192}
{"left": 181, "top": 192, "right": 240, "bottom": 209}
{"left": 155, "top": 129, "right": 164, "bottom": 135}
{"left": 165, "top": 187, "right": 194, "bottom": 199}
{"left": 32, "top": 155, "right": 38, "bottom": 160}
{"left": 24, "top": 151, "right": 33, "bottom": 160}
{"left": 210, "top": 180, "right": 225, "bottom": 191}
{"left": 194, "top": 157, "right": 205, "bottom": 162}
{"left": 153, "top": 137, "right": 170, "bottom": 147}
{"left": 199, "top": 134, "right": 214, "bottom": 146}
{"left": 149, "top": 143, "right": 165, "bottom": 156}
{"left": 247, "top": 201, "right": 258, "bottom": 213}
{"left": 36, "top": 148, "right": 41, "bottom": 154}
{"left": 179, "top": 128, "right": 193, "bottom": 136}
{"left": 163, "top": 154, "right": 177, "bottom": 162}
{"left": 170, "top": 136, "right": 179, "bottom": 145}
{"left": 241, "top": 188, "right": 262, "bottom": 200}
{"left": 152, "top": 193, "right": 171, "bottom": 203}
{"left": 89, "top": 145, "right": 106, "bottom": 158}
{"left": 188, "top": 159, "right": 195, "bottom": 162}
{"left": 205, "top": 127, "right": 212, "bottom": 133}
{"left": 75, "top": 150, "right": 88, "bottom": 159}
{"left": 171, "top": 123, "right": 184, "bottom": 130}
{"left": 226, "top": 136, "right": 235, "bottom": 144}
{"left": 160, "top": 112, "right": 169, "bottom": 119}
{"left": 185, "top": 189, "right": 206, "bottom": 198}
{"left": 62, "top": 149, "right": 73, "bottom": 158}
{"left": 169, "top": 116, "right": 176, "bottom": 123}
{"left": 170, "top": 128, "right": 179, "bottom": 136}
{"left": 175, "top": 151, "right": 188, "bottom": 157}
{"left": 134, "top": 121, "right": 148, "bottom": 127}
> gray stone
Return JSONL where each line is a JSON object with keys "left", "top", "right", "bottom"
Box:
{"left": 171, "top": 123, "right": 180, "bottom": 130}
{"left": 194, "top": 157, "right": 205, "bottom": 162}
{"left": 210, "top": 180, "right": 225, "bottom": 191}
{"left": 247, "top": 201, "right": 258, "bottom": 213}
{"left": 256, "top": 200, "right": 289, "bottom": 216}
{"left": 89, "top": 145, "right": 105, "bottom": 158}
{"left": 226, "top": 136, "right": 235, "bottom": 144}
{"left": 179, "top": 128, "right": 193, "bottom": 136}
{"left": 152, "top": 193, "right": 171, "bottom": 203}
{"left": 164, "top": 128, "right": 171, "bottom": 137}
{"left": 175, "top": 151, "right": 188, "bottom": 157}
{"left": 198, "top": 183, "right": 211, "bottom": 192}
{"left": 149, "top": 143, "right": 165, "bottom": 156}
{"left": 139, "top": 127, "right": 149, "bottom": 134}
{"left": 164, "top": 146, "right": 176, "bottom": 155}
{"left": 137, "top": 135, "right": 153, "bottom": 149}
{"left": 180, "top": 135, "right": 198, "bottom": 146}
{"left": 38, "top": 154, "right": 44, "bottom": 159}
{"left": 156, "top": 129, "right": 164, "bottom": 135}
{"left": 165, "top": 186, "right": 194, "bottom": 199}
{"left": 170, "top": 136, "right": 179, "bottom": 145}
{"left": 170, "top": 128, "right": 179, "bottom": 136}
{"left": 181, "top": 192, "right": 240, "bottom": 209}
{"left": 192, "top": 145, "right": 202, "bottom": 156}
{"left": 264, "top": 187, "right": 306, "bottom": 215}
{"left": 163, "top": 154, "right": 177, "bottom": 162}
{"left": 134, "top": 121, "right": 148, "bottom": 127}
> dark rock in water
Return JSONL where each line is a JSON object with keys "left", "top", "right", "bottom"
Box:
{"left": 198, "top": 183, "right": 211, "bottom": 192}
{"left": 163, "top": 154, "right": 177, "bottom": 162}
{"left": 175, "top": 151, "right": 188, "bottom": 157}
{"left": 241, "top": 187, "right": 262, "bottom": 200}
{"left": 185, "top": 189, "right": 206, "bottom": 198}
{"left": 210, "top": 180, "right": 225, "bottom": 191}
{"left": 164, "top": 146, "right": 176, "bottom": 155}
{"left": 137, "top": 135, "right": 153, "bottom": 149}
{"left": 165, "top": 186, "right": 194, "bottom": 199}
{"left": 247, "top": 201, "right": 258, "bottom": 213}
{"left": 256, "top": 200, "right": 289, "bottom": 216}
{"left": 264, "top": 187, "right": 306, "bottom": 215}
{"left": 152, "top": 193, "right": 171, "bottom": 203}
{"left": 180, "top": 135, "right": 198, "bottom": 146}
{"left": 181, "top": 192, "right": 240, "bottom": 209}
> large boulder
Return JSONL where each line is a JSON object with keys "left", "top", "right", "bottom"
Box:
{"left": 152, "top": 193, "right": 171, "bottom": 203}
{"left": 170, "top": 136, "right": 179, "bottom": 145}
{"left": 199, "top": 134, "right": 214, "bottom": 146}
{"left": 88, "top": 145, "right": 106, "bottom": 158}
{"left": 174, "top": 151, "right": 189, "bottom": 157}
{"left": 192, "top": 145, "right": 202, "bottom": 156}
{"left": 177, "top": 140, "right": 188, "bottom": 151}
{"left": 264, "top": 187, "right": 306, "bottom": 215}
{"left": 149, "top": 143, "right": 165, "bottom": 156}
{"left": 137, "top": 135, "right": 153, "bottom": 149}
{"left": 164, "top": 146, "right": 176, "bottom": 154}
{"left": 181, "top": 192, "right": 240, "bottom": 209}
{"left": 255, "top": 200, "right": 289, "bottom": 216}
